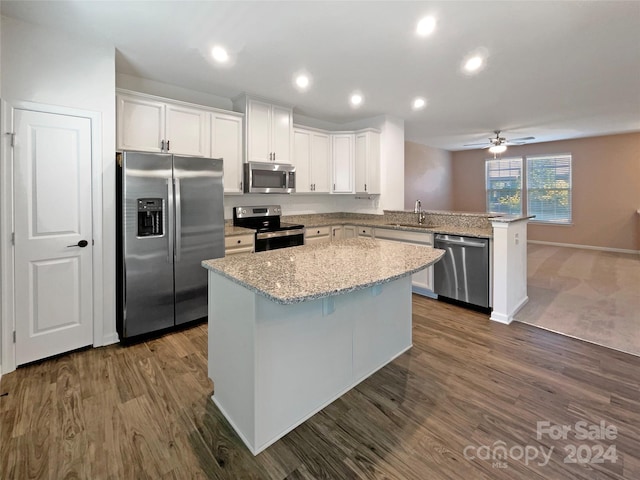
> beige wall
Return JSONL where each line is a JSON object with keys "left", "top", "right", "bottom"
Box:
{"left": 404, "top": 141, "right": 453, "bottom": 211}
{"left": 451, "top": 132, "right": 640, "bottom": 251}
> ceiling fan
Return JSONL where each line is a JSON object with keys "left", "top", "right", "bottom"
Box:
{"left": 464, "top": 130, "right": 535, "bottom": 154}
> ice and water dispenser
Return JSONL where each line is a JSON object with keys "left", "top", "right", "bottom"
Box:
{"left": 137, "top": 198, "right": 163, "bottom": 237}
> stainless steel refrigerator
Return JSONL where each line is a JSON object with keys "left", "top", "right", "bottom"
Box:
{"left": 116, "top": 151, "right": 224, "bottom": 339}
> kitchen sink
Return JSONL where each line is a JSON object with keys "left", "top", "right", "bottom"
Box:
{"left": 384, "top": 223, "right": 440, "bottom": 229}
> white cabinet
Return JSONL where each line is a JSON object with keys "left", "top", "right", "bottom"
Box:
{"left": 165, "top": 103, "right": 210, "bottom": 157}
{"left": 343, "top": 225, "right": 357, "bottom": 239}
{"left": 117, "top": 92, "right": 209, "bottom": 156}
{"left": 374, "top": 228, "right": 435, "bottom": 295}
{"left": 331, "top": 134, "right": 354, "bottom": 194}
{"left": 293, "top": 127, "right": 330, "bottom": 193}
{"left": 234, "top": 96, "right": 293, "bottom": 163}
{"left": 117, "top": 94, "right": 165, "bottom": 152}
{"left": 354, "top": 129, "right": 381, "bottom": 194}
{"left": 225, "top": 234, "right": 255, "bottom": 256}
{"left": 212, "top": 113, "right": 244, "bottom": 194}
{"left": 356, "top": 226, "right": 373, "bottom": 238}
{"left": 331, "top": 225, "right": 344, "bottom": 241}
{"left": 305, "top": 226, "right": 331, "bottom": 245}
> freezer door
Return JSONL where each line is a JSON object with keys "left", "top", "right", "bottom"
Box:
{"left": 122, "top": 152, "right": 175, "bottom": 337}
{"left": 173, "top": 156, "right": 224, "bottom": 324}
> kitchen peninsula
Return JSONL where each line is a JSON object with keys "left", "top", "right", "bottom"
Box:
{"left": 202, "top": 238, "right": 444, "bottom": 454}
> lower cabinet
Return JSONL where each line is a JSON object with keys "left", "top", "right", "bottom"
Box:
{"left": 225, "top": 234, "right": 255, "bottom": 256}
{"left": 356, "top": 226, "right": 373, "bottom": 238}
{"left": 343, "top": 225, "right": 357, "bottom": 239}
{"left": 373, "top": 228, "right": 435, "bottom": 296}
{"left": 305, "top": 226, "right": 331, "bottom": 245}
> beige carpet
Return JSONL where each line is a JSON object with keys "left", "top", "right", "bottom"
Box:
{"left": 515, "top": 243, "right": 640, "bottom": 356}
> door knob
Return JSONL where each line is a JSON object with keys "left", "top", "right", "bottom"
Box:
{"left": 67, "top": 240, "right": 89, "bottom": 248}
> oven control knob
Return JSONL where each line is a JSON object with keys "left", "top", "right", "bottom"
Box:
{"left": 240, "top": 209, "right": 246, "bottom": 215}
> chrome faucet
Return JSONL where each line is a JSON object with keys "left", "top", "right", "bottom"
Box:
{"left": 414, "top": 199, "right": 426, "bottom": 224}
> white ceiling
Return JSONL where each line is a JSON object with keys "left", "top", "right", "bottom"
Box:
{"left": 2, "top": 1, "right": 639, "bottom": 150}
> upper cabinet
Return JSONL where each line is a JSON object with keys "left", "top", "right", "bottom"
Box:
{"left": 116, "top": 90, "right": 244, "bottom": 194}
{"left": 233, "top": 95, "right": 293, "bottom": 163}
{"left": 211, "top": 112, "right": 244, "bottom": 194}
{"left": 293, "top": 127, "right": 331, "bottom": 193}
{"left": 331, "top": 133, "right": 354, "bottom": 194}
{"left": 354, "top": 129, "right": 381, "bottom": 194}
{"left": 117, "top": 92, "right": 209, "bottom": 157}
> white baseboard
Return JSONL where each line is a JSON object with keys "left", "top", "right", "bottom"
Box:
{"left": 100, "top": 332, "right": 120, "bottom": 346}
{"left": 490, "top": 296, "right": 529, "bottom": 325}
{"left": 528, "top": 240, "right": 639, "bottom": 255}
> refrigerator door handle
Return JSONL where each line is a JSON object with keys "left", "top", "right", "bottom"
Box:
{"left": 175, "top": 177, "right": 182, "bottom": 262}
{"left": 167, "top": 178, "right": 174, "bottom": 264}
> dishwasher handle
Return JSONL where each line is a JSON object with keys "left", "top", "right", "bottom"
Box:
{"left": 435, "top": 236, "right": 487, "bottom": 248}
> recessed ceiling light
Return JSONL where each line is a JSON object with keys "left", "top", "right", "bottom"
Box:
{"left": 211, "top": 45, "right": 229, "bottom": 64}
{"left": 464, "top": 55, "right": 483, "bottom": 72}
{"left": 295, "top": 74, "right": 310, "bottom": 90}
{"left": 350, "top": 93, "right": 363, "bottom": 107}
{"left": 412, "top": 97, "right": 427, "bottom": 110}
{"left": 416, "top": 16, "right": 436, "bottom": 36}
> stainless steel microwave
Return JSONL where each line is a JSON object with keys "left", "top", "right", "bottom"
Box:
{"left": 243, "top": 162, "right": 296, "bottom": 194}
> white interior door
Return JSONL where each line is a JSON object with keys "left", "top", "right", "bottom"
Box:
{"left": 13, "top": 109, "right": 93, "bottom": 365}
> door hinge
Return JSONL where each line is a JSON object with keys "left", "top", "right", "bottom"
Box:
{"left": 11, "top": 232, "right": 15, "bottom": 245}
{"left": 13, "top": 331, "right": 16, "bottom": 343}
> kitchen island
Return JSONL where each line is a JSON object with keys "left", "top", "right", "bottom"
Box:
{"left": 202, "top": 238, "right": 444, "bottom": 454}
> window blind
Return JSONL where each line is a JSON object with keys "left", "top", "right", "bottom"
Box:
{"left": 485, "top": 157, "right": 522, "bottom": 215}
{"left": 526, "top": 154, "right": 572, "bottom": 223}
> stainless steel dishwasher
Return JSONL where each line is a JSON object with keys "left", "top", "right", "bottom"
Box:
{"left": 434, "top": 234, "right": 490, "bottom": 308}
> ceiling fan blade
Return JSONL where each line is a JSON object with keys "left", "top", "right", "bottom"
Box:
{"left": 507, "top": 136, "right": 535, "bottom": 142}
{"left": 464, "top": 142, "right": 490, "bottom": 146}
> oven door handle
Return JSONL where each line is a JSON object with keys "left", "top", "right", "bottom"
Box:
{"left": 256, "top": 229, "right": 305, "bottom": 240}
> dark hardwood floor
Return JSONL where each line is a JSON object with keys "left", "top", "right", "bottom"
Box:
{"left": 2, "top": 295, "right": 639, "bottom": 479}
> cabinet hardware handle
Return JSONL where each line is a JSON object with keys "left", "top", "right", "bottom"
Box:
{"left": 161, "top": 140, "right": 165, "bottom": 151}
{"left": 167, "top": 140, "right": 170, "bottom": 151}
{"left": 365, "top": 183, "right": 367, "bottom": 191}
{"left": 237, "top": 239, "right": 241, "bottom": 244}
{"left": 240, "top": 181, "right": 243, "bottom": 190}
{"left": 333, "top": 183, "right": 336, "bottom": 190}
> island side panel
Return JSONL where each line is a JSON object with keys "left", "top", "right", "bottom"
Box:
{"left": 208, "top": 271, "right": 257, "bottom": 450}
{"left": 352, "top": 276, "right": 412, "bottom": 381}
{"left": 253, "top": 276, "right": 413, "bottom": 453}
{"left": 254, "top": 295, "right": 354, "bottom": 451}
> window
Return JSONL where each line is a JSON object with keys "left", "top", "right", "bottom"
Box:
{"left": 485, "top": 153, "right": 573, "bottom": 223}
{"left": 527, "top": 154, "right": 572, "bottom": 223}
{"left": 485, "top": 157, "right": 522, "bottom": 215}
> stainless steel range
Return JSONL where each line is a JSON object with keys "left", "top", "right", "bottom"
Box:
{"left": 233, "top": 205, "right": 305, "bottom": 252}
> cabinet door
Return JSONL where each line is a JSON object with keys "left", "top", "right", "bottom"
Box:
{"left": 271, "top": 105, "right": 292, "bottom": 163}
{"left": 343, "top": 225, "right": 357, "bottom": 239}
{"left": 117, "top": 94, "right": 165, "bottom": 152}
{"left": 366, "top": 131, "right": 381, "bottom": 195}
{"left": 354, "top": 133, "right": 368, "bottom": 193}
{"left": 354, "top": 131, "right": 381, "bottom": 194}
{"left": 247, "top": 98, "right": 272, "bottom": 162}
{"left": 293, "top": 129, "right": 312, "bottom": 193}
{"left": 331, "top": 134, "right": 354, "bottom": 194}
{"left": 212, "top": 113, "right": 243, "bottom": 194}
{"left": 311, "top": 132, "right": 331, "bottom": 193}
{"left": 166, "top": 103, "right": 210, "bottom": 157}
{"left": 331, "top": 226, "right": 343, "bottom": 241}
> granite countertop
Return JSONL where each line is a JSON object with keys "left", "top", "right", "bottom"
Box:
{"left": 281, "top": 214, "right": 494, "bottom": 239}
{"left": 224, "top": 224, "right": 255, "bottom": 236}
{"left": 202, "top": 238, "right": 445, "bottom": 305}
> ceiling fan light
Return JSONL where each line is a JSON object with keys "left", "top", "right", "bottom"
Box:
{"left": 488, "top": 144, "right": 507, "bottom": 154}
